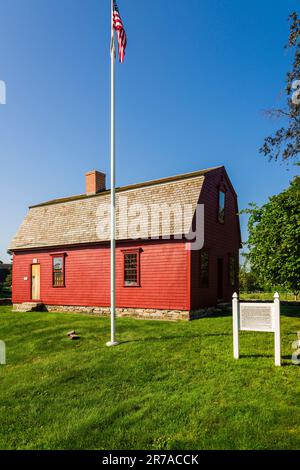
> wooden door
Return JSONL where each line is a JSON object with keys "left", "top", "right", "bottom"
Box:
{"left": 31, "top": 265, "right": 40, "bottom": 300}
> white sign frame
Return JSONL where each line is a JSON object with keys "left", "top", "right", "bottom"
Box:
{"left": 232, "top": 292, "right": 281, "bottom": 367}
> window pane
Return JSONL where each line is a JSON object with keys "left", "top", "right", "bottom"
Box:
{"left": 53, "top": 257, "right": 64, "bottom": 287}
{"left": 218, "top": 191, "right": 225, "bottom": 223}
{"left": 124, "top": 253, "right": 138, "bottom": 286}
{"left": 53, "top": 258, "right": 63, "bottom": 271}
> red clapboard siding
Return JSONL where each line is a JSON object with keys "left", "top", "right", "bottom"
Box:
{"left": 12, "top": 240, "right": 190, "bottom": 311}
{"left": 190, "top": 167, "right": 241, "bottom": 309}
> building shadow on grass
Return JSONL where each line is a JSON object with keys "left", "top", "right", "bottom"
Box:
{"left": 239, "top": 354, "right": 295, "bottom": 367}
{"left": 202, "top": 312, "right": 232, "bottom": 318}
{"left": 240, "top": 354, "right": 274, "bottom": 358}
{"left": 280, "top": 310, "right": 300, "bottom": 318}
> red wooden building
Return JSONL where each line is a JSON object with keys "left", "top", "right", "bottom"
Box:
{"left": 9, "top": 166, "right": 241, "bottom": 320}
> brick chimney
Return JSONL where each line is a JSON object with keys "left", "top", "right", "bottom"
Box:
{"left": 86, "top": 170, "right": 106, "bottom": 195}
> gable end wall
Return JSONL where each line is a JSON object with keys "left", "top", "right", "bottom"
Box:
{"left": 190, "top": 168, "right": 240, "bottom": 309}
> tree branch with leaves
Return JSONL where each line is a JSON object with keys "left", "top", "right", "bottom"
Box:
{"left": 260, "top": 12, "right": 300, "bottom": 163}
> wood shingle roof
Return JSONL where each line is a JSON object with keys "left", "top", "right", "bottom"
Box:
{"left": 9, "top": 166, "right": 222, "bottom": 251}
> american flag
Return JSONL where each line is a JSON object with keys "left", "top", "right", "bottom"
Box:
{"left": 112, "top": 0, "right": 127, "bottom": 63}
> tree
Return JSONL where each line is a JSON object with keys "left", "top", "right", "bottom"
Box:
{"left": 243, "top": 176, "right": 300, "bottom": 296}
{"left": 3, "top": 273, "right": 12, "bottom": 289}
{"left": 239, "top": 262, "right": 261, "bottom": 292}
{"left": 260, "top": 12, "right": 300, "bottom": 163}
{"left": 0, "top": 272, "right": 11, "bottom": 296}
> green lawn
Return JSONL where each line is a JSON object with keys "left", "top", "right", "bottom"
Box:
{"left": 240, "top": 292, "right": 298, "bottom": 302}
{"left": 0, "top": 305, "right": 299, "bottom": 450}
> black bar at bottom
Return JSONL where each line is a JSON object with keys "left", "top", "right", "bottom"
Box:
{"left": 0, "top": 450, "right": 299, "bottom": 467}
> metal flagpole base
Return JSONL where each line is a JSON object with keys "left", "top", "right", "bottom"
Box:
{"left": 106, "top": 341, "right": 119, "bottom": 347}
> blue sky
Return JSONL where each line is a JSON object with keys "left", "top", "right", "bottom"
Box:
{"left": 0, "top": 0, "right": 299, "bottom": 262}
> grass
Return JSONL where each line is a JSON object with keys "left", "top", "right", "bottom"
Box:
{"left": 240, "top": 292, "right": 297, "bottom": 302}
{"left": 0, "top": 305, "right": 299, "bottom": 450}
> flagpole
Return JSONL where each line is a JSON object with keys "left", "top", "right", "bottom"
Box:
{"left": 107, "top": 0, "right": 118, "bottom": 347}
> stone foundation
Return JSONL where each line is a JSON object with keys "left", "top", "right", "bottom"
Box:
{"left": 13, "top": 302, "right": 44, "bottom": 312}
{"left": 43, "top": 305, "right": 190, "bottom": 321}
{"left": 12, "top": 303, "right": 229, "bottom": 321}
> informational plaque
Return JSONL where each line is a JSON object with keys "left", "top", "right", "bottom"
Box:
{"left": 232, "top": 293, "right": 281, "bottom": 367}
{"left": 240, "top": 304, "right": 274, "bottom": 332}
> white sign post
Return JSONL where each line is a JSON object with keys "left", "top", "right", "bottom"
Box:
{"left": 232, "top": 292, "right": 281, "bottom": 367}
